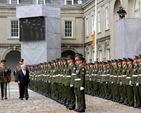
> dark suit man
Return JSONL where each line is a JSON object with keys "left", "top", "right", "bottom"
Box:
{"left": 18, "top": 64, "right": 30, "bottom": 100}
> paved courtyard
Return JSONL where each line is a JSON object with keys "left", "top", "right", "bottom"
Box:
{"left": 0, "top": 82, "right": 141, "bottom": 113}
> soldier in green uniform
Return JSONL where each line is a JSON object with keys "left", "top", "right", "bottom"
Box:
{"left": 75, "top": 56, "right": 86, "bottom": 112}
{"left": 0, "top": 60, "right": 11, "bottom": 100}
{"left": 85, "top": 63, "right": 90, "bottom": 94}
{"left": 132, "top": 56, "right": 140, "bottom": 108}
{"left": 46, "top": 62, "right": 51, "bottom": 97}
{"left": 66, "top": 55, "right": 75, "bottom": 110}
{"left": 121, "top": 58, "right": 128, "bottom": 105}
{"left": 126, "top": 58, "right": 134, "bottom": 106}
{"left": 137, "top": 54, "right": 141, "bottom": 108}
{"left": 97, "top": 62, "right": 103, "bottom": 97}
{"left": 106, "top": 60, "right": 111, "bottom": 100}
{"left": 117, "top": 59, "right": 123, "bottom": 103}
{"left": 92, "top": 61, "right": 99, "bottom": 96}
{"left": 89, "top": 63, "right": 94, "bottom": 95}
{"left": 111, "top": 59, "right": 118, "bottom": 101}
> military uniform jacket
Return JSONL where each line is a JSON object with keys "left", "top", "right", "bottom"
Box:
{"left": 0, "top": 66, "right": 11, "bottom": 83}
{"left": 74, "top": 64, "right": 86, "bottom": 88}
{"left": 132, "top": 63, "right": 139, "bottom": 84}
{"left": 65, "top": 64, "right": 74, "bottom": 86}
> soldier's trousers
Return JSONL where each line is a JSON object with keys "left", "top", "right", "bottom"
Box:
{"left": 127, "top": 85, "right": 134, "bottom": 106}
{"left": 67, "top": 86, "right": 75, "bottom": 108}
{"left": 1, "top": 82, "right": 7, "bottom": 99}
{"left": 119, "top": 84, "right": 124, "bottom": 103}
{"left": 138, "top": 84, "right": 141, "bottom": 107}
{"left": 133, "top": 85, "right": 140, "bottom": 107}
{"left": 75, "top": 87, "right": 86, "bottom": 110}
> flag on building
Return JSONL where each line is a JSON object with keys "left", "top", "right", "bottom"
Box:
{"left": 92, "top": 30, "right": 95, "bottom": 47}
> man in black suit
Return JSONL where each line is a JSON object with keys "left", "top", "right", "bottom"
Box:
{"left": 18, "top": 64, "right": 30, "bottom": 100}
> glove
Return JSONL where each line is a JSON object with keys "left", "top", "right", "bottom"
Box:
{"left": 111, "top": 81, "right": 113, "bottom": 84}
{"left": 106, "top": 82, "right": 108, "bottom": 84}
{"left": 70, "top": 84, "right": 73, "bottom": 87}
{"left": 129, "top": 80, "right": 132, "bottom": 86}
{"left": 80, "top": 87, "right": 84, "bottom": 91}
{"left": 136, "top": 83, "right": 139, "bottom": 86}
{"left": 120, "top": 82, "right": 122, "bottom": 86}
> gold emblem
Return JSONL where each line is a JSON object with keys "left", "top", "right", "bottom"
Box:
{"left": 82, "top": 68, "right": 84, "bottom": 71}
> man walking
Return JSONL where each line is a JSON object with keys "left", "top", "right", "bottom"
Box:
{"left": 18, "top": 64, "right": 30, "bottom": 100}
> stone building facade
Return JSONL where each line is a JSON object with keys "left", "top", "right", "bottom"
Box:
{"left": 0, "top": 0, "right": 140, "bottom": 71}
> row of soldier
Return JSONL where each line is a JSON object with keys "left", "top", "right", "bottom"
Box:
{"left": 28, "top": 53, "right": 86, "bottom": 112}
{"left": 27, "top": 54, "right": 141, "bottom": 111}
{"left": 85, "top": 55, "right": 141, "bottom": 108}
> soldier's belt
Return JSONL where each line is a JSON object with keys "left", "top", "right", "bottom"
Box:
{"left": 110, "top": 75, "right": 113, "bottom": 77}
{"left": 139, "top": 74, "right": 141, "bottom": 76}
{"left": 75, "top": 78, "right": 81, "bottom": 81}
{"left": 132, "top": 75, "right": 138, "bottom": 77}
{"left": 113, "top": 76, "right": 117, "bottom": 77}
{"left": 72, "top": 73, "right": 76, "bottom": 76}
{"left": 107, "top": 74, "right": 110, "bottom": 76}
{"left": 102, "top": 75, "right": 107, "bottom": 76}
{"left": 122, "top": 75, "right": 127, "bottom": 77}
{"left": 66, "top": 75, "right": 71, "bottom": 77}
{"left": 85, "top": 74, "right": 89, "bottom": 76}
{"left": 126, "top": 77, "right": 131, "bottom": 79}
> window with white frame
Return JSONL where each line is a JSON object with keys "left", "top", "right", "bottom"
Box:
{"left": 65, "top": 0, "right": 74, "bottom": 5}
{"left": 9, "top": 0, "right": 19, "bottom": 4}
{"left": 107, "top": 49, "right": 110, "bottom": 60}
{"left": 86, "top": 18, "right": 88, "bottom": 36}
{"left": 135, "top": 0, "right": 140, "bottom": 18}
{"left": 91, "top": 15, "right": 94, "bottom": 34}
{"left": 98, "top": 11, "right": 101, "bottom": 32}
{"left": 105, "top": 7, "right": 109, "bottom": 29}
{"left": 36, "top": 0, "right": 45, "bottom": 4}
{"left": 11, "top": 20, "right": 19, "bottom": 38}
{"left": 65, "top": 21, "right": 73, "bottom": 38}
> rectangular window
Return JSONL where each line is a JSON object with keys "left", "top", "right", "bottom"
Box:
{"left": 65, "top": 21, "right": 72, "bottom": 38}
{"left": 98, "top": 11, "right": 101, "bottom": 32}
{"left": 91, "top": 15, "right": 94, "bottom": 34}
{"left": 135, "top": 0, "right": 140, "bottom": 18}
{"left": 106, "top": 7, "right": 109, "bottom": 29}
{"left": 36, "top": 0, "right": 45, "bottom": 4}
{"left": 11, "top": 20, "right": 19, "bottom": 38}
{"left": 65, "top": 0, "right": 74, "bottom": 5}
{"left": 86, "top": 18, "right": 88, "bottom": 36}
{"left": 9, "top": 0, "right": 19, "bottom": 4}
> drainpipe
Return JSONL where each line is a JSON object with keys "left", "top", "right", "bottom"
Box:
{"left": 82, "top": 17, "right": 85, "bottom": 58}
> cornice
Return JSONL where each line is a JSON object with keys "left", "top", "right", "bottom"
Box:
{"left": 0, "top": 43, "right": 20, "bottom": 47}
{"left": 62, "top": 43, "right": 84, "bottom": 47}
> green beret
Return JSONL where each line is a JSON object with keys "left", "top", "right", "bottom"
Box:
{"left": 75, "top": 53, "right": 83, "bottom": 57}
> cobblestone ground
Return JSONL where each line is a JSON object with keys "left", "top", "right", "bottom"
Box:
{"left": 0, "top": 82, "right": 141, "bottom": 113}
